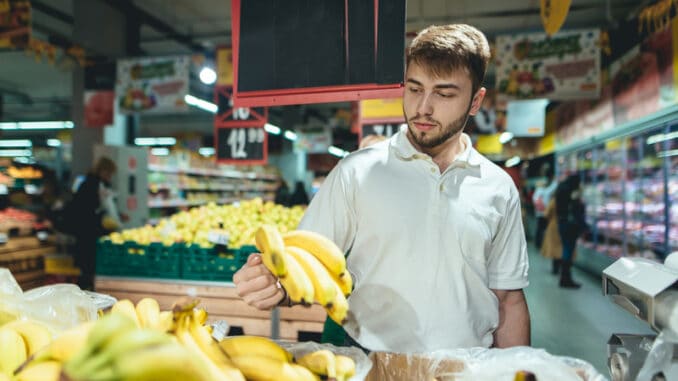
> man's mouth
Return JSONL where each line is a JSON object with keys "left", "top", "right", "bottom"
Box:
{"left": 413, "top": 122, "right": 436, "bottom": 132}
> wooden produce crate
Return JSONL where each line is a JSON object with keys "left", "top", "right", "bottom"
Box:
{"left": 0, "top": 237, "right": 55, "bottom": 290}
{"left": 94, "top": 277, "right": 327, "bottom": 341}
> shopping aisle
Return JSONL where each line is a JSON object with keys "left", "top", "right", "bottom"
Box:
{"left": 524, "top": 243, "right": 654, "bottom": 376}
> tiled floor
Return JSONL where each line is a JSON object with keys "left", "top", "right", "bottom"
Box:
{"left": 524, "top": 243, "right": 654, "bottom": 377}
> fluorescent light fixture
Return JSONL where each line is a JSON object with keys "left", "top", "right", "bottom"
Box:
{"left": 264, "top": 123, "right": 281, "bottom": 135}
{"left": 658, "top": 149, "right": 678, "bottom": 158}
{"left": 151, "top": 147, "right": 170, "bottom": 156}
{"left": 284, "top": 130, "right": 298, "bottom": 141}
{"left": 199, "top": 147, "right": 215, "bottom": 156}
{"left": 328, "top": 145, "right": 349, "bottom": 158}
{"left": 647, "top": 131, "right": 678, "bottom": 145}
{"left": 0, "top": 121, "right": 73, "bottom": 130}
{"left": 184, "top": 94, "right": 218, "bottom": 114}
{"left": 47, "top": 139, "right": 61, "bottom": 147}
{"left": 0, "top": 139, "right": 32, "bottom": 148}
{"left": 505, "top": 155, "right": 521, "bottom": 168}
{"left": 134, "top": 137, "right": 176, "bottom": 146}
{"left": 199, "top": 67, "right": 217, "bottom": 85}
{"left": 0, "top": 149, "right": 32, "bottom": 157}
{"left": 499, "top": 132, "right": 514, "bottom": 144}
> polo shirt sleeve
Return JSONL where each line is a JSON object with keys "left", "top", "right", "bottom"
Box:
{"left": 298, "top": 163, "right": 357, "bottom": 254}
{"left": 487, "top": 188, "right": 529, "bottom": 290}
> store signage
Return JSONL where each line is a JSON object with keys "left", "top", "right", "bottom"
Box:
{"left": 214, "top": 86, "right": 267, "bottom": 127}
{"left": 360, "top": 123, "right": 401, "bottom": 140}
{"left": 360, "top": 98, "right": 403, "bottom": 120}
{"left": 506, "top": 99, "right": 548, "bottom": 137}
{"left": 115, "top": 56, "right": 190, "bottom": 115}
{"left": 216, "top": 47, "right": 233, "bottom": 86}
{"left": 294, "top": 127, "right": 332, "bottom": 154}
{"left": 0, "top": 0, "right": 30, "bottom": 49}
{"left": 215, "top": 126, "right": 268, "bottom": 165}
{"left": 496, "top": 29, "right": 600, "bottom": 101}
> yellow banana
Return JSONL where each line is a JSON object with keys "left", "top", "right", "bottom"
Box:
{"left": 135, "top": 298, "right": 160, "bottom": 330}
{"left": 0, "top": 327, "right": 27, "bottom": 376}
{"left": 334, "top": 271, "right": 353, "bottom": 297}
{"left": 327, "top": 281, "right": 349, "bottom": 325}
{"left": 14, "top": 361, "right": 61, "bottom": 381}
{"left": 29, "top": 321, "right": 93, "bottom": 364}
{"left": 0, "top": 372, "right": 9, "bottom": 381}
{"left": 2, "top": 320, "right": 52, "bottom": 356}
{"left": 158, "top": 310, "right": 175, "bottom": 332}
{"left": 218, "top": 335, "right": 293, "bottom": 363}
{"left": 255, "top": 225, "right": 287, "bottom": 277}
{"left": 193, "top": 308, "right": 208, "bottom": 325}
{"left": 111, "top": 299, "right": 141, "bottom": 328}
{"left": 280, "top": 251, "right": 315, "bottom": 306}
{"left": 230, "top": 356, "right": 318, "bottom": 381}
{"left": 291, "top": 363, "right": 322, "bottom": 381}
{"left": 174, "top": 314, "right": 245, "bottom": 381}
{"left": 296, "top": 349, "right": 337, "bottom": 378}
{"left": 335, "top": 355, "right": 356, "bottom": 381}
{"left": 283, "top": 230, "right": 346, "bottom": 277}
{"left": 286, "top": 246, "right": 337, "bottom": 308}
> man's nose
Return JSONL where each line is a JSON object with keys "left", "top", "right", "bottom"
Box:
{"left": 416, "top": 93, "right": 433, "bottom": 116}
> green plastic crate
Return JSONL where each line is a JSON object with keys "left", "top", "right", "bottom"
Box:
{"left": 96, "top": 240, "right": 181, "bottom": 279}
{"left": 181, "top": 244, "right": 257, "bottom": 282}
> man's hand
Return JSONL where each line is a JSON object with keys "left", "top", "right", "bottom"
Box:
{"left": 492, "top": 289, "right": 530, "bottom": 348}
{"left": 233, "top": 253, "right": 285, "bottom": 310}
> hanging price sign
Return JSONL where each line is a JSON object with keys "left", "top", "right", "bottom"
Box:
{"left": 214, "top": 86, "right": 267, "bottom": 127}
{"left": 215, "top": 126, "right": 268, "bottom": 165}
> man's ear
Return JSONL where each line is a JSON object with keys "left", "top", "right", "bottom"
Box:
{"left": 468, "top": 87, "right": 487, "bottom": 116}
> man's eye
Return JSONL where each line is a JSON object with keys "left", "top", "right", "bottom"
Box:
{"left": 437, "top": 92, "right": 453, "bottom": 98}
{"left": 408, "top": 87, "right": 422, "bottom": 93}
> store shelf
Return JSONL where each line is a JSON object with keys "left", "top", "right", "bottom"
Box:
{"left": 149, "top": 184, "right": 238, "bottom": 192}
{"left": 148, "top": 164, "right": 278, "bottom": 181}
{"left": 148, "top": 197, "right": 240, "bottom": 209}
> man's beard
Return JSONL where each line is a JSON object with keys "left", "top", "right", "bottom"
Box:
{"left": 405, "top": 105, "right": 471, "bottom": 149}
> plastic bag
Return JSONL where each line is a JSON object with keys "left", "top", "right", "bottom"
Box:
{"left": 636, "top": 331, "right": 677, "bottom": 381}
{"left": 364, "top": 346, "right": 605, "bottom": 381}
{"left": 279, "top": 341, "right": 372, "bottom": 381}
{"left": 0, "top": 268, "right": 23, "bottom": 324}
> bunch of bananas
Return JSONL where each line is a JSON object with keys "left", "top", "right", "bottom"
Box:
{"left": 0, "top": 319, "right": 53, "bottom": 378}
{"left": 256, "top": 225, "right": 352, "bottom": 325}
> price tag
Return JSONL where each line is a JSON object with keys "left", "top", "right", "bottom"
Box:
{"left": 207, "top": 230, "right": 230, "bottom": 246}
{"left": 216, "top": 126, "right": 268, "bottom": 165}
{"left": 361, "top": 123, "right": 399, "bottom": 140}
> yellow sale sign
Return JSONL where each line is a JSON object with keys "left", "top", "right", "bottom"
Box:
{"left": 540, "top": 0, "right": 571, "bottom": 36}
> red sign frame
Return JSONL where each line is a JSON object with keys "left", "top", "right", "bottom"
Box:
{"left": 230, "top": 0, "right": 404, "bottom": 108}
{"left": 214, "top": 85, "right": 268, "bottom": 127}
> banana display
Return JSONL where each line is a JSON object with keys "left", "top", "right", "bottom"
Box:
{"left": 1, "top": 297, "right": 357, "bottom": 381}
{"left": 256, "top": 225, "right": 352, "bottom": 325}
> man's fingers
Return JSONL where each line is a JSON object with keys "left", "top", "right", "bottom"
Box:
{"left": 247, "top": 253, "right": 262, "bottom": 265}
{"left": 234, "top": 263, "right": 272, "bottom": 283}
{"left": 252, "top": 288, "right": 285, "bottom": 310}
{"left": 243, "top": 283, "right": 281, "bottom": 307}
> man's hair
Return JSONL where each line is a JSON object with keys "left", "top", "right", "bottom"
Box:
{"left": 92, "top": 156, "right": 116, "bottom": 176}
{"left": 407, "top": 24, "right": 491, "bottom": 94}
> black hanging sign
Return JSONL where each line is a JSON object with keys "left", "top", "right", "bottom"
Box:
{"left": 214, "top": 86, "right": 267, "bottom": 127}
{"left": 215, "top": 126, "right": 268, "bottom": 165}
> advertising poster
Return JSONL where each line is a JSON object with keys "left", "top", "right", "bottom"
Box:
{"left": 0, "top": 0, "right": 30, "bottom": 49}
{"left": 496, "top": 29, "right": 600, "bottom": 101}
{"left": 116, "top": 56, "right": 190, "bottom": 114}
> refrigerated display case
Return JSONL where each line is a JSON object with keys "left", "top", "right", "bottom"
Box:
{"left": 556, "top": 112, "right": 678, "bottom": 275}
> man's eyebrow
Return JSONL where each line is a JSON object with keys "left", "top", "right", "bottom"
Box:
{"left": 406, "top": 78, "right": 460, "bottom": 90}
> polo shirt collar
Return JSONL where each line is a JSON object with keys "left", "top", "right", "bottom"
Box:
{"left": 390, "top": 130, "right": 482, "bottom": 168}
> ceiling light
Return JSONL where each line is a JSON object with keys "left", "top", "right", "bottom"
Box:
{"left": 499, "top": 132, "right": 514, "bottom": 144}
{"left": 328, "top": 145, "right": 349, "bottom": 158}
{"left": 184, "top": 94, "right": 218, "bottom": 114}
{"left": 199, "top": 147, "right": 215, "bottom": 156}
{"left": 134, "top": 137, "right": 176, "bottom": 146}
{"left": 264, "top": 123, "right": 281, "bottom": 135}
{"left": 0, "top": 139, "right": 32, "bottom": 148}
{"left": 0, "top": 121, "right": 74, "bottom": 130}
{"left": 505, "top": 156, "right": 521, "bottom": 168}
{"left": 199, "top": 67, "right": 217, "bottom": 85}
{"left": 647, "top": 131, "right": 678, "bottom": 145}
{"left": 47, "top": 139, "right": 61, "bottom": 147}
{"left": 284, "top": 130, "right": 298, "bottom": 141}
{"left": 0, "top": 149, "right": 32, "bottom": 157}
{"left": 151, "top": 148, "right": 170, "bottom": 156}
{"left": 658, "top": 149, "right": 678, "bottom": 158}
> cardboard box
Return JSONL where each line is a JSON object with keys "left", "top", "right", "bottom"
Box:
{"left": 366, "top": 352, "right": 466, "bottom": 381}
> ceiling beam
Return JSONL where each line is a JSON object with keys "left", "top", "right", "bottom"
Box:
{"left": 31, "top": 0, "right": 74, "bottom": 25}
{"left": 100, "top": 0, "right": 206, "bottom": 53}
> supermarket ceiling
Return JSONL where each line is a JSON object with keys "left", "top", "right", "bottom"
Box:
{"left": 0, "top": 0, "right": 646, "bottom": 125}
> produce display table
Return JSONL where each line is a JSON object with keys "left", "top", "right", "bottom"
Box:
{"left": 95, "top": 276, "right": 327, "bottom": 341}
{"left": 0, "top": 236, "right": 55, "bottom": 290}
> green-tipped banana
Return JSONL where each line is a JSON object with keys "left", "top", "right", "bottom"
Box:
{"left": 255, "top": 225, "right": 287, "bottom": 277}
{"left": 72, "top": 329, "right": 172, "bottom": 379}
{"left": 296, "top": 349, "right": 337, "bottom": 379}
{"left": 63, "top": 313, "right": 137, "bottom": 376}
{"left": 218, "top": 336, "right": 293, "bottom": 363}
{"left": 283, "top": 230, "right": 346, "bottom": 277}
{"left": 286, "top": 246, "right": 338, "bottom": 308}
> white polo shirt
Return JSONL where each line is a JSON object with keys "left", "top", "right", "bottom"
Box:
{"left": 299, "top": 131, "right": 529, "bottom": 352}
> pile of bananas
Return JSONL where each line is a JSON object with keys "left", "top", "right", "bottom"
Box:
{"left": 255, "top": 225, "right": 352, "bottom": 325}
{"left": 2, "top": 297, "right": 357, "bottom": 381}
